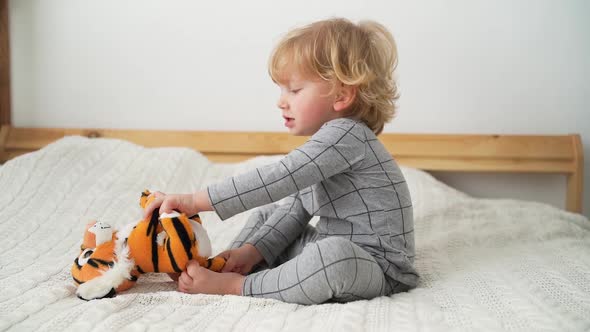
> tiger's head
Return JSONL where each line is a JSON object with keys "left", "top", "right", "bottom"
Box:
{"left": 71, "top": 220, "right": 136, "bottom": 300}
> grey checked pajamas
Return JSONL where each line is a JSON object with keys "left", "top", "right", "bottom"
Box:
{"left": 207, "top": 118, "right": 418, "bottom": 304}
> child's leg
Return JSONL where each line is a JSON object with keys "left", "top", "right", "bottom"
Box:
{"left": 228, "top": 204, "right": 318, "bottom": 269}
{"left": 177, "top": 210, "right": 319, "bottom": 297}
{"left": 229, "top": 203, "right": 280, "bottom": 250}
{"left": 242, "top": 237, "right": 392, "bottom": 305}
{"left": 267, "top": 224, "right": 319, "bottom": 268}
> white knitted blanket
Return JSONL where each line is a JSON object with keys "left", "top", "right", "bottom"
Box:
{"left": 0, "top": 136, "right": 589, "bottom": 332}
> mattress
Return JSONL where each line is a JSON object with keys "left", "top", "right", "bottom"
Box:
{"left": 0, "top": 136, "right": 589, "bottom": 331}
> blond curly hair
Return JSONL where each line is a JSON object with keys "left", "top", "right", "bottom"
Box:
{"left": 269, "top": 18, "right": 399, "bottom": 135}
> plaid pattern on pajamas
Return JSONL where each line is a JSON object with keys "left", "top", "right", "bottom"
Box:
{"left": 208, "top": 118, "right": 418, "bottom": 300}
{"left": 230, "top": 204, "right": 398, "bottom": 304}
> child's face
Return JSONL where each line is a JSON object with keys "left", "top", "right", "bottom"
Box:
{"left": 276, "top": 72, "right": 342, "bottom": 136}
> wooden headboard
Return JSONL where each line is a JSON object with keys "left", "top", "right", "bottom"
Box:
{"left": 0, "top": 125, "right": 584, "bottom": 213}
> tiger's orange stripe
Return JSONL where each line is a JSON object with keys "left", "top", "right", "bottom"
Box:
{"left": 158, "top": 215, "right": 196, "bottom": 271}
{"left": 127, "top": 219, "right": 154, "bottom": 273}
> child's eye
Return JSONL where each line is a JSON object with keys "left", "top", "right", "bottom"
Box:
{"left": 290, "top": 88, "right": 302, "bottom": 94}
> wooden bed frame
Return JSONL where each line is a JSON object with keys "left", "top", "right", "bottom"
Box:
{"left": 0, "top": 1, "right": 584, "bottom": 213}
{"left": 0, "top": 125, "right": 584, "bottom": 213}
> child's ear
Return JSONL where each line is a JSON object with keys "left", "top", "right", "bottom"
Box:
{"left": 333, "top": 84, "right": 357, "bottom": 112}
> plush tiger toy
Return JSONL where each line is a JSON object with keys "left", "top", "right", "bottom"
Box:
{"left": 71, "top": 190, "right": 225, "bottom": 300}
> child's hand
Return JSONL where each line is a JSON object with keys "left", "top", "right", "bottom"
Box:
{"left": 143, "top": 191, "right": 199, "bottom": 219}
{"left": 216, "top": 244, "right": 264, "bottom": 275}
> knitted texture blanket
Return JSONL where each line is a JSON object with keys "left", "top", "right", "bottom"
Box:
{"left": 0, "top": 136, "right": 588, "bottom": 331}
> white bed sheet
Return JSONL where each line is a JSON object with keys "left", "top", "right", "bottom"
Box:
{"left": 0, "top": 136, "right": 589, "bottom": 331}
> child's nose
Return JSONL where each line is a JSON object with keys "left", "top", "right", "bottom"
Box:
{"left": 277, "top": 96, "right": 287, "bottom": 110}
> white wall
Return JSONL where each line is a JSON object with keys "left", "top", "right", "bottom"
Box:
{"left": 9, "top": 0, "right": 590, "bottom": 217}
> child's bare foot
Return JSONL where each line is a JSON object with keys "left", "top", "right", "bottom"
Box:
{"left": 178, "top": 260, "right": 244, "bottom": 295}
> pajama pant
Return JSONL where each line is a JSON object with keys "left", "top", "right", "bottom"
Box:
{"left": 231, "top": 204, "right": 394, "bottom": 305}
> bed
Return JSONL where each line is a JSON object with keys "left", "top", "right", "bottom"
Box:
{"left": 1, "top": 4, "right": 589, "bottom": 329}
{"left": 0, "top": 126, "right": 588, "bottom": 331}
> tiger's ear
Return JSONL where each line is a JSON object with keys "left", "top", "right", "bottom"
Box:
{"left": 140, "top": 190, "right": 155, "bottom": 209}
{"left": 87, "top": 221, "right": 114, "bottom": 246}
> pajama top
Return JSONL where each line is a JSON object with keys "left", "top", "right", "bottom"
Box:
{"left": 207, "top": 117, "right": 418, "bottom": 287}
